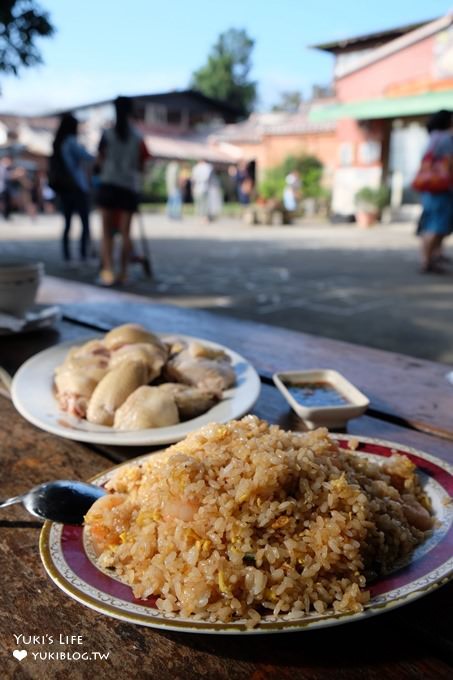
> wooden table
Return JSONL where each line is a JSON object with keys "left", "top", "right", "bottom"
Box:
{"left": 1, "top": 278, "right": 452, "bottom": 679}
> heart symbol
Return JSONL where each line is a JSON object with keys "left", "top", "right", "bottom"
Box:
{"left": 13, "top": 650, "right": 27, "bottom": 661}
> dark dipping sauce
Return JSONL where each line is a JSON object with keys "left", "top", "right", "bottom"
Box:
{"left": 284, "top": 381, "right": 349, "bottom": 408}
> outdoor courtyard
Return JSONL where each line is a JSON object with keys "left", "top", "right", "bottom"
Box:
{"left": 2, "top": 211, "right": 453, "bottom": 364}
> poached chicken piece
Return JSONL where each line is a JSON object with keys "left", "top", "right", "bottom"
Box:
{"left": 157, "top": 383, "right": 218, "bottom": 420}
{"left": 54, "top": 340, "right": 110, "bottom": 418}
{"left": 114, "top": 386, "right": 179, "bottom": 430}
{"left": 104, "top": 324, "right": 166, "bottom": 352}
{"left": 165, "top": 342, "right": 235, "bottom": 395}
{"left": 110, "top": 342, "right": 167, "bottom": 382}
{"left": 54, "top": 325, "right": 237, "bottom": 430}
{"left": 86, "top": 362, "right": 148, "bottom": 426}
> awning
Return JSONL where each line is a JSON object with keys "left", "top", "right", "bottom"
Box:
{"left": 309, "top": 90, "right": 453, "bottom": 122}
{"left": 144, "top": 134, "right": 240, "bottom": 164}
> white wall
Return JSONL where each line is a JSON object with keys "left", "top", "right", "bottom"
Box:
{"left": 332, "top": 166, "right": 382, "bottom": 215}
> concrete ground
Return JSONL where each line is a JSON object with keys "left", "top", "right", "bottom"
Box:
{"left": 1, "top": 211, "right": 453, "bottom": 363}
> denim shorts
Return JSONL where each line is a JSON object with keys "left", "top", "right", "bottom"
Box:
{"left": 420, "top": 192, "right": 453, "bottom": 236}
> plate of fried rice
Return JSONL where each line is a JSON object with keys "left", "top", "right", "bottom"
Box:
{"left": 40, "top": 417, "right": 453, "bottom": 634}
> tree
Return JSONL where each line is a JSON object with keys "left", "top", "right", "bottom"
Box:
{"left": 311, "top": 84, "right": 333, "bottom": 100}
{"left": 282, "top": 155, "right": 324, "bottom": 199}
{"left": 259, "top": 154, "right": 325, "bottom": 201}
{"left": 191, "top": 28, "right": 257, "bottom": 117}
{"left": 272, "top": 91, "right": 303, "bottom": 113}
{"left": 0, "top": 0, "right": 54, "bottom": 77}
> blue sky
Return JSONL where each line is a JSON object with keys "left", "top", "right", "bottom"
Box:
{"left": 0, "top": 0, "right": 451, "bottom": 114}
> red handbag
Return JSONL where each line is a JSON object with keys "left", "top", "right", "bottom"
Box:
{"left": 412, "top": 150, "right": 452, "bottom": 193}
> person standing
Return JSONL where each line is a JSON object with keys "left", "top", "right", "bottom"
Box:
{"left": 191, "top": 158, "right": 213, "bottom": 221}
{"left": 51, "top": 113, "right": 94, "bottom": 264}
{"left": 180, "top": 164, "right": 193, "bottom": 204}
{"left": 413, "top": 110, "right": 453, "bottom": 274}
{"left": 96, "top": 96, "right": 150, "bottom": 286}
{"left": 206, "top": 168, "right": 223, "bottom": 221}
{"left": 236, "top": 160, "right": 253, "bottom": 205}
{"left": 283, "top": 170, "right": 301, "bottom": 213}
{"left": 0, "top": 157, "right": 13, "bottom": 220}
{"left": 165, "top": 160, "right": 182, "bottom": 219}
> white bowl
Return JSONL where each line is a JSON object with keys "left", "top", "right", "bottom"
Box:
{"left": 273, "top": 369, "right": 369, "bottom": 430}
{"left": 0, "top": 261, "right": 44, "bottom": 316}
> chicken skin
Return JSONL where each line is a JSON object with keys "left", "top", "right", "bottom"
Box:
{"left": 86, "top": 361, "right": 148, "bottom": 426}
{"left": 165, "top": 342, "right": 235, "bottom": 395}
{"left": 54, "top": 326, "right": 237, "bottom": 430}
{"left": 104, "top": 324, "right": 166, "bottom": 352}
{"left": 54, "top": 339, "right": 110, "bottom": 418}
{"left": 158, "top": 383, "right": 218, "bottom": 420}
{"left": 114, "top": 386, "right": 179, "bottom": 430}
{"left": 110, "top": 342, "right": 167, "bottom": 382}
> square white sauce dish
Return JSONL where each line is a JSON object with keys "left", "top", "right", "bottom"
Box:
{"left": 273, "top": 369, "right": 369, "bottom": 430}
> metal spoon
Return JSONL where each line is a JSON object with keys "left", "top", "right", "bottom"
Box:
{"left": 0, "top": 480, "right": 107, "bottom": 524}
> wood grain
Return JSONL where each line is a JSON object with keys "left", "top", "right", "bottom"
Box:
{"left": 0, "top": 396, "right": 452, "bottom": 679}
{"left": 1, "top": 286, "right": 452, "bottom": 678}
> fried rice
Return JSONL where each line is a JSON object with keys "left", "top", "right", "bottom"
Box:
{"left": 84, "top": 416, "right": 433, "bottom": 626}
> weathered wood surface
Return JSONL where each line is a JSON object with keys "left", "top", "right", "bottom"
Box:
{"left": 0, "top": 397, "right": 452, "bottom": 680}
{"left": 0, "top": 281, "right": 452, "bottom": 678}
{"left": 37, "top": 275, "right": 145, "bottom": 305}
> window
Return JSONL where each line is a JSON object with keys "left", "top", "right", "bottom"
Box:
{"left": 167, "top": 110, "right": 182, "bottom": 125}
{"left": 145, "top": 104, "right": 167, "bottom": 125}
{"left": 339, "top": 142, "right": 354, "bottom": 166}
{"left": 358, "top": 141, "right": 381, "bottom": 164}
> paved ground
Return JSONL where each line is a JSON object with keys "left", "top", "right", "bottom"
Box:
{"left": 1, "top": 211, "right": 453, "bottom": 363}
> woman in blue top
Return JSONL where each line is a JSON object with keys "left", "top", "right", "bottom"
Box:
{"left": 418, "top": 110, "right": 453, "bottom": 274}
{"left": 52, "top": 114, "right": 94, "bottom": 264}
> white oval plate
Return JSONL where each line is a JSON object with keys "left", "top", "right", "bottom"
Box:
{"left": 11, "top": 334, "right": 261, "bottom": 446}
{"left": 40, "top": 436, "right": 453, "bottom": 634}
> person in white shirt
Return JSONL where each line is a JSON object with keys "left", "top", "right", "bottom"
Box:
{"left": 283, "top": 171, "right": 301, "bottom": 212}
{"left": 97, "top": 96, "right": 150, "bottom": 285}
{"left": 191, "top": 159, "right": 213, "bottom": 221}
{"left": 165, "top": 160, "right": 182, "bottom": 220}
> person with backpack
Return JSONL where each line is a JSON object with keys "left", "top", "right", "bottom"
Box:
{"left": 413, "top": 110, "right": 453, "bottom": 274}
{"left": 50, "top": 113, "right": 94, "bottom": 265}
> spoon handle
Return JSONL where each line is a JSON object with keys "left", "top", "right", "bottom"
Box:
{"left": 0, "top": 495, "right": 23, "bottom": 509}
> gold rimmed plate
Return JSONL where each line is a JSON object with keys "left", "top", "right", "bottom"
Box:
{"left": 40, "top": 435, "right": 453, "bottom": 634}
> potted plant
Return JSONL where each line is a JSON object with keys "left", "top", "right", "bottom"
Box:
{"left": 354, "top": 186, "right": 389, "bottom": 228}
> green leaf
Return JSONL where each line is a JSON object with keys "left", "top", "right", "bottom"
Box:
{"left": 191, "top": 28, "right": 257, "bottom": 116}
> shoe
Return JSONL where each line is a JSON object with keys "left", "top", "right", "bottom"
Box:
{"left": 97, "top": 269, "right": 115, "bottom": 286}
{"left": 115, "top": 274, "right": 129, "bottom": 286}
{"left": 435, "top": 254, "right": 451, "bottom": 264}
{"left": 420, "top": 263, "right": 447, "bottom": 274}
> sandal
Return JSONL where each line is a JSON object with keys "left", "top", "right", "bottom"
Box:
{"left": 97, "top": 269, "right": 115, "bottom": 286}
